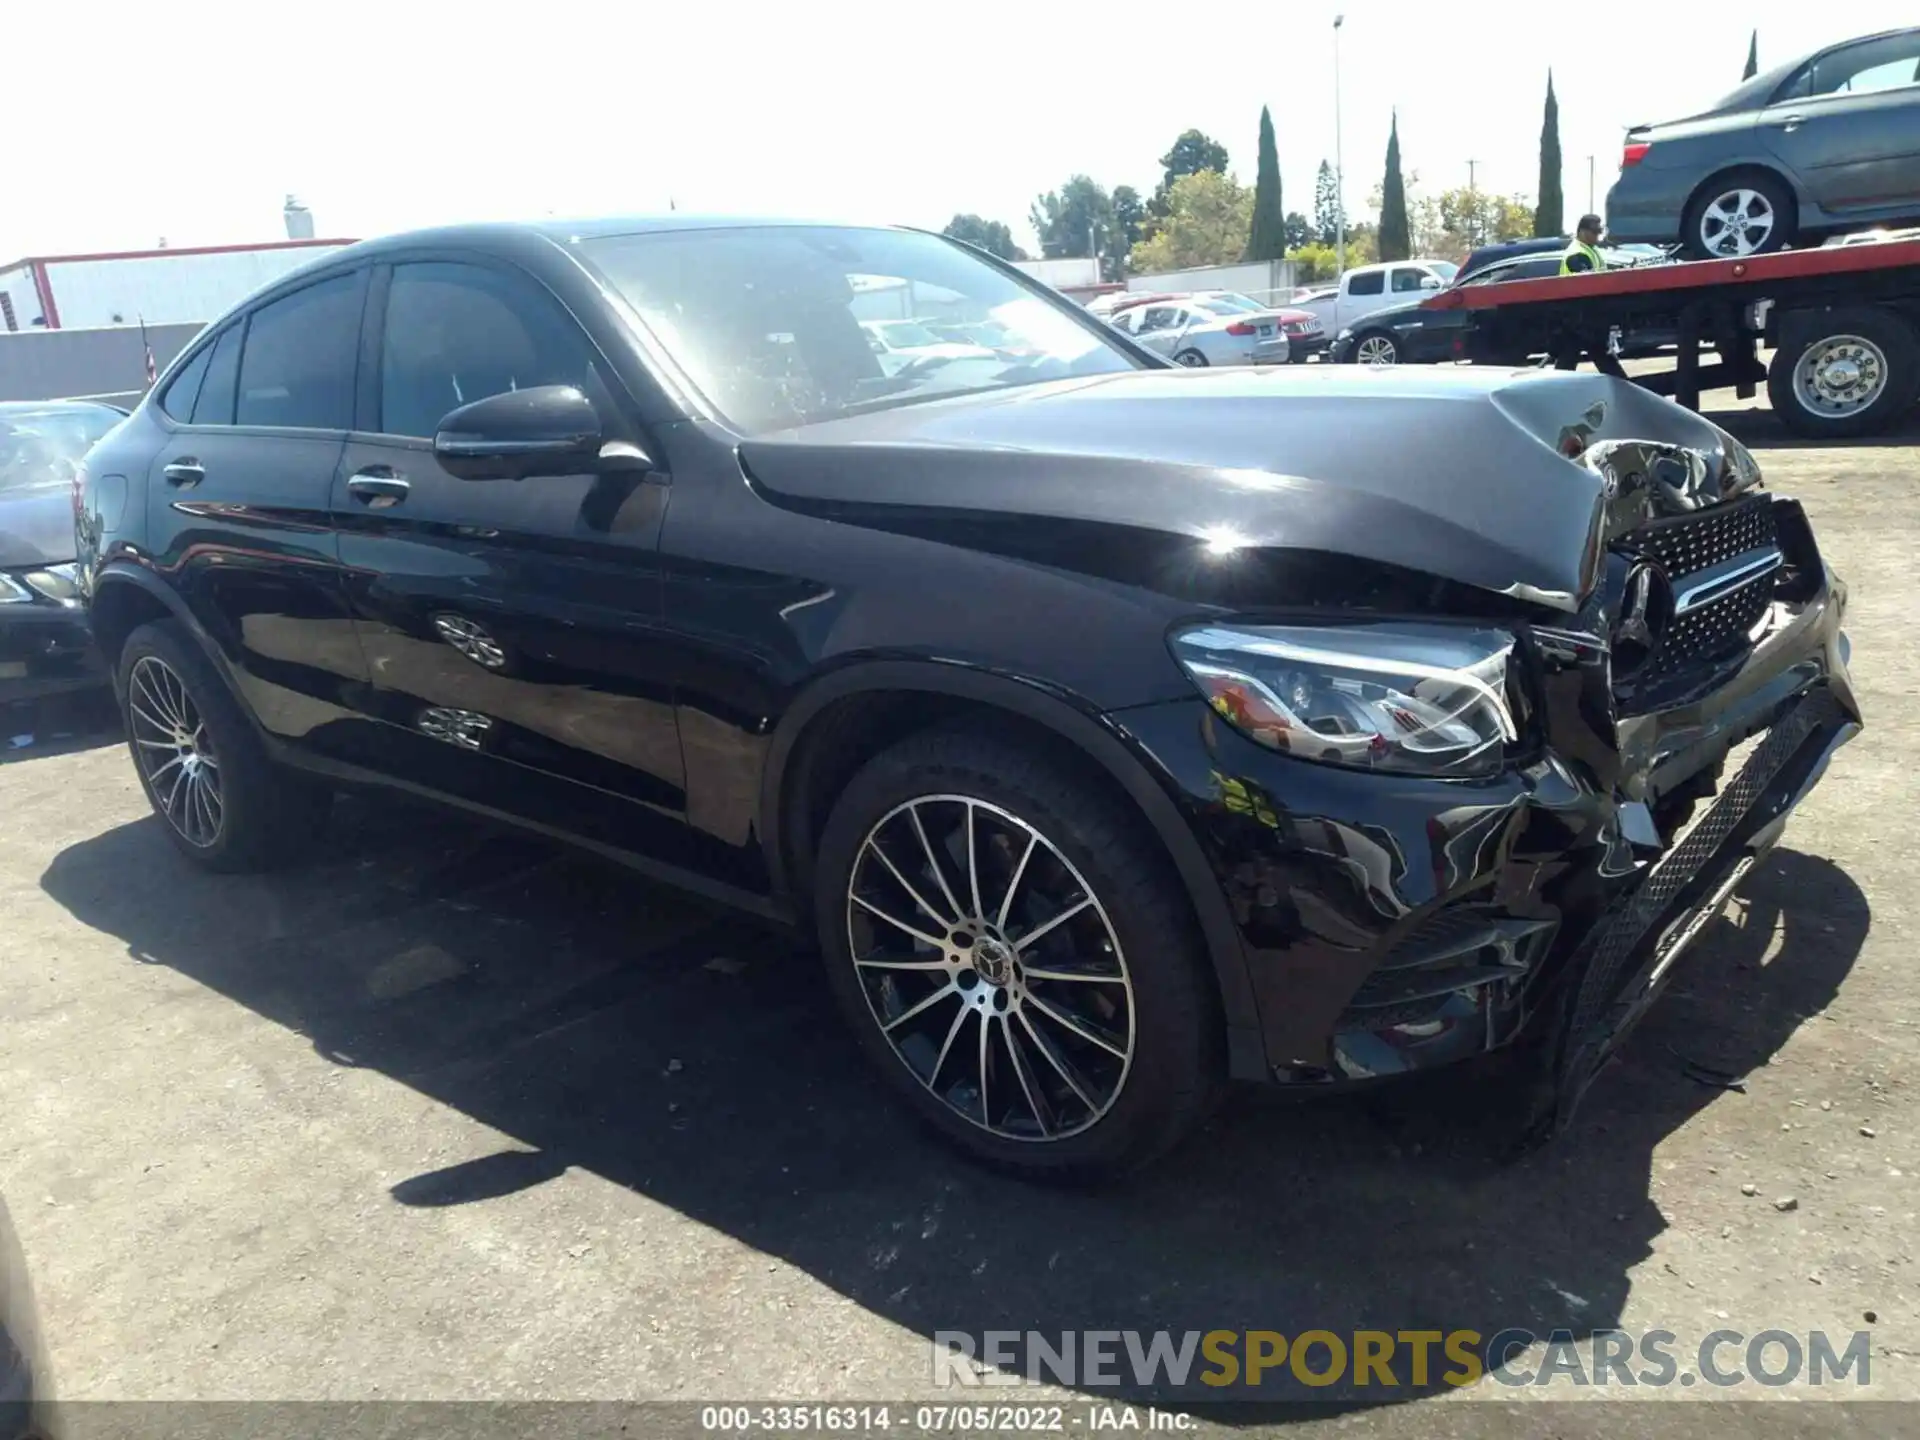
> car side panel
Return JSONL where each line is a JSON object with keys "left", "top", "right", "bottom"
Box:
{"left": 1760, "top": 85, "right": 1920, "bottom": 215}
{"left": 650, "top": 422, "right": 1214, "bottom": 894}
{"left": 140, "top": 419, "right": 370, "bottom": 747}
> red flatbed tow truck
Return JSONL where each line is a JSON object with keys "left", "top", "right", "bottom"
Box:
{"left": 1419, "top": 234, "right": 1920, "bottom": 439}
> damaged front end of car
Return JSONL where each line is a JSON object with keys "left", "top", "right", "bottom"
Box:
{"left": 1118, "top": 416, "right": 1860, "bottom": 1138}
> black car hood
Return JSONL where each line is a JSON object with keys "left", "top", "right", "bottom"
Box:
{"left": 738, "top": 367, "right": 1740, "bottom": 613}
{"left": 0, "top": 485, "right": 75, "bottom": 569}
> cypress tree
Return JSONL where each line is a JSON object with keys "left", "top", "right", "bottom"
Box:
{"left": 1378, "top": 111, "right": 1410, "bottom": 261}
{"left": 1534, "top": 72, "right": 1564, "bottom": 237}
{"left": 1245, "top": 107, "right": 1287, "bottom": 261}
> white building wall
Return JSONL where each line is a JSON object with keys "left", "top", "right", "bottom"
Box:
{"left": 39, "top": 243, "right": 354, "bottom": 328}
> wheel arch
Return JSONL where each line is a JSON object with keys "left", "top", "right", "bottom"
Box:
{"left": 760, "top": 660, "right": 1264, "bottom": 1057}
{"left": 89, "top": 565, "right": 237, "bottom": 702}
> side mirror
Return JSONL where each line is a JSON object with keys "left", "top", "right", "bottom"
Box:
{"left": 433, "top": 385, "right": 602, "bottom": 481}
{"left": 1420, "top": 275, "right": 1443, "bottom": 290}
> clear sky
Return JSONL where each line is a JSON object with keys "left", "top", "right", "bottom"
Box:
{"left": 5, "top": 2, "right": 1914, "bottom": 261}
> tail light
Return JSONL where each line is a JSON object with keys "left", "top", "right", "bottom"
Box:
{"left": 1225, "top": 320, "right": 1257, "bottom": 336}
{"left": 1621, "top": 141, "right": 1651, "bottom": 167}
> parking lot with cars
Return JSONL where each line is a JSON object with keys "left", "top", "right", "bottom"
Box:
{"left": 2, "top": 383, "right": 1917, "bottom": 1418}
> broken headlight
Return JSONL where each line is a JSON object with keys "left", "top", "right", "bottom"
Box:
{"left": 0, "top": 563, "right": 82, "bottom": 606}
{"left": 1171, "top": 621, "right": 1520, "bottom": 778}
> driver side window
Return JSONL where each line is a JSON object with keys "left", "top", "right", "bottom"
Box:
{"left": 378, "top": 261, "right": 614, "bottom": 440}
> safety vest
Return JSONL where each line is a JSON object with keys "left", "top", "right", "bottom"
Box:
{"left": 1560, "top": 240, "right": 1607, "bottom": 276}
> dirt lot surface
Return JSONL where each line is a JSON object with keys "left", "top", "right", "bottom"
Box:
{"left": 3, "top": 393, "right": 1919, "bottom": 1433}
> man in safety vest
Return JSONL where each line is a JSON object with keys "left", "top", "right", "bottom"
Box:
{"left": 1552, "top": 213, "right": 1626, "bottom": 375}
{"left": 1560, "top": 214, "right": 1609, "bottom": 275}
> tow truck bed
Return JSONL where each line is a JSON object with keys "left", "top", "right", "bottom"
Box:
{"left": 1417, "top": 235, "right": 1920, "bottom": 437}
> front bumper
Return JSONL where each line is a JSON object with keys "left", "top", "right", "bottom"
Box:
{"left": 0, "top": 602, "right": 105, "bottom": 705}
{"left": 1107, "top": 561, "right": 1859, "bottom": 1112}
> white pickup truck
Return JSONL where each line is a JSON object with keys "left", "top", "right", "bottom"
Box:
{"left": 1290, "top": 260, "right": 1450, "bottom": 334}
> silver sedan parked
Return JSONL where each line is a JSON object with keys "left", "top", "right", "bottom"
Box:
{"left": 1109, "top": 300, "right": 1289, "bottom": 366}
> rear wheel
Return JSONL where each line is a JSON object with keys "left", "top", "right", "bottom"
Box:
{"left": 117, "top": 620, "right": 330, "bottom": 871}
{"left": 1174, "top": 348, "right": 1209, "bottom": 367}
{"left": 813, "top": 729, "right": 1221, "bottom": 1179}
{"left": 1767, "top": 307, "right": 1920, "bottom": 439}
{"left": 1682, "top": 171, "right": 1795, "bottom": 259}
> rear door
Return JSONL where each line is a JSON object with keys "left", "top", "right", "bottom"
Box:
{"left": 330, "top": 255, "right": 686, "bottom": 859}
{"left": 1338, "top": 268, "right": 1385, "bottom": 327}
{"left": 1760, "top": 31, "right": 1920, "bottom": 214}
{"left": 143, "top": 270, "right": 372, "bottom": 752}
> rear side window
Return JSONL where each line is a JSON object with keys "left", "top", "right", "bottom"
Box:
{"left": 159, "top": 344, "right": 212, "bottom": 421}
{"left": 235, "top": 273, "right": 365, "bottom": 430}
{"left": 1347, "top": 271, "right": 1384, "bottom": 296}
{"left": 191, "top": 326, "right": 243, "bottom": 426}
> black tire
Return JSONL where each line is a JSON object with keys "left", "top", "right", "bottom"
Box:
{"left": 1681, "top": 170, "right": 1796, "bottom": 260}
{"left": 813, "top": 728, "right": 1222, "bottom": 1180}
{"left": 116, "top": 620, "right": 331, "bottom": 872}
{"left": 1767, "top": 307, "right": 1920, "bottom": 440}
{"left": 1173, "top": 348, "right": 1209, "bottom": 367}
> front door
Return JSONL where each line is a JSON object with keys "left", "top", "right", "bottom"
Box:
{"left": 1761, "top": 32, "right": 1920, "bottom": 215}
{"left": 143, "top": 270, "right": 372, "bottom": 754}
{"left": 330, "top": 258, "right": 686, "bottom": 861}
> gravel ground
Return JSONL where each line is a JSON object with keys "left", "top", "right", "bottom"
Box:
{"left": 2, "top": 392, "right": 1918, "bottom": 1433}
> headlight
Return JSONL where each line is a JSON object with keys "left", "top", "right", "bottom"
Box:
{"left": 1171, "top": 621, "right": 1520, "bottom": 778}
{"left": 0, "top": 573, "right": 33, "bottom": 604}
{"left": 14, "top": 563, "right": 83, "bottom": 606}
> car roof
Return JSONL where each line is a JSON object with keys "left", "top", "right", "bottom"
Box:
{"left": 324, "top": 215, "right": 915, "bottom": 266}
{"left": 0, "top": 399, "right": 124, "bottom": 417}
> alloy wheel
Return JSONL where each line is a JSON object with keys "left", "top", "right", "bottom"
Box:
{"left": 844, "top": 795, "right": 1136, "bottom": 1142}
{"left": 1791, "top": 335, "right": 1888, "bottom": 419}
{"left": 431, "top": 612, "right": 508, "bottom": 669}
{"left": 1356, "top": 334, "right": 1398, "bottom": 365}
{"left": 1699, "top": 189, "right": 1776, "bottom": 257}
{"left": 127, "top": 655, "right": 223, "bottom": 848}
{"left": 1175, "top": 349, "right": 1208, "bottom": 367}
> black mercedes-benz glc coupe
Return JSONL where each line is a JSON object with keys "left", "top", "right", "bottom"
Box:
{"left": 76, "top": 217, "right": 1860, "bottom": 1177}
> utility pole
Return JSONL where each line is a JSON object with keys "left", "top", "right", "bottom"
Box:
{"left": 1587, "top": 155, "right": 1595, "bottom": 215}
{"left": 1466, "top": 159, "right": 1479, "bottom": 244}
{"left": 1333, "top": 13, "right": 1346, "bottom": 277}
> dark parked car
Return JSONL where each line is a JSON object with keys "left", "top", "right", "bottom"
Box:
{"left": 1607, "top": 26, "right": 1920, "bottom": 257}
{"left": 1331, "top": 252, "right": 1672, "bottom": 366}
{"left": 1, "top": 1195, "right": 54, "bottom": 1440}
{"left": 77, "top": 218, "right": 1860, "bottom": 1177}
{"left": 0, "top": 401, "right": 123, "bottom": 705}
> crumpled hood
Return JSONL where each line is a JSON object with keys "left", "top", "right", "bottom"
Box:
{"left": 739, "top": 366, "right": 1739, "bottom": 612}
{"left": 0, "top": 485, "right": 76, "bottom": 569}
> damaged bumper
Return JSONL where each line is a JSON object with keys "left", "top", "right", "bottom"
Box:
{"left": 1107, "top": 535, "right": 1859, "bottom": 1120}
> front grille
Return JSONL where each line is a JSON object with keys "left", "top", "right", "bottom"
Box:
{"left": 1623, "top": 496, "right": 1782, "bottom": 685}
{"left": 1629, "top": 494, "right": 1777, "bottom": 576}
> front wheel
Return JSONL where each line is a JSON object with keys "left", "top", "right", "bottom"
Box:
{"left": 813, "top": 730, "right": 1221, "bottom": 1179}
{"left": 1173, "top": 348, "right": 1209, "bottom": 367}
{"left": 1352, "top": 331, "right": 1399, "bottom": 365}
{"left": 1767, "top": 308, "right": 1920, "bottom": 439}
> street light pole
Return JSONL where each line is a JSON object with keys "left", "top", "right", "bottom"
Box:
{"left": 1333, "top": 13, "right": 1346, "bottom": 277}
{"left": 1588, "top": 155, "right": 1596, "bottom": 215}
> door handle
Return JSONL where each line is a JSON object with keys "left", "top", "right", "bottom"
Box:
{"left": 346, "top": 469, "right": 410, "bottom": 509}
{"left": 162, "top": 459, "right": 204, "bottom": 487}
{"left": 1776, "top": 113, "right": 1805, "bottom": 131}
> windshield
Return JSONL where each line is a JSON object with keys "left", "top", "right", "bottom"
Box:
{"left": 579, "top": 226, "right": 1141, "bottom": 433}
{"left": 0, "top": 405, "right": 120, "bottom": 495}
{"left": 1423, "top": 261, "right": 1459, "bottom": 282}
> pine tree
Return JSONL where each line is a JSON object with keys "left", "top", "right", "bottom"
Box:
{"left": 1743, "top": 31, "right": 1759, "bottom": 80}
{"left": 1244, "top": 107, "right": 1287, "bottom": 261}
{"left": 1378, "top": 112, "right": 1411, "bottom": 262}
{"left": 1313, "top": 160, "right": 1341, "bottom": 245}
{"left": 1534, "top": 72, "right": 1564, "bottom": 238}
